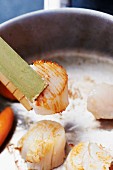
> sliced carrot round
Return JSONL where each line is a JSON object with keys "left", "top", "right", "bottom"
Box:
{"left": 0, "top": 107, "right": 14, "bottom": 146}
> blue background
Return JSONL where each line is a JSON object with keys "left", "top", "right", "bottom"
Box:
{"left": 0, "top": 0, "right": 113, "bottom": 24}
{"left": 0, "top": 0, "right": 44, "bottom": 24}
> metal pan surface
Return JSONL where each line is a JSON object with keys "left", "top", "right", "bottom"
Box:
{"left": 0, "top": 8, "right": 113, "bottom": 169}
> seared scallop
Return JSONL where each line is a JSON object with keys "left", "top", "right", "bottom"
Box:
{"left": 17, "top": 120, "right": 66, "bottom": 170}
{"left": 31, "top": 60, "right": 68, "bottom": 115}
{"left": 66, "top": 142, "right": 113, "bottom": 170}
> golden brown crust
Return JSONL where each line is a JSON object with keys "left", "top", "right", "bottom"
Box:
{"left": 32, "top": 60, "right": 68, "bottom": 114}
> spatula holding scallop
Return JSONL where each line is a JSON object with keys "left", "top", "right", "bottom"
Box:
{"left": 0, "top": 38, "right": 68, "bottom": 115}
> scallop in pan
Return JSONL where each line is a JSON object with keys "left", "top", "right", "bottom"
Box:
{"left": 16, "top": 120, "right": 66, "bottom": 170}
{"left": 66, "top": 142, "right": 113, "bottom": 170}
{"left": 31, "top": 60, "right": 69, "bottom": 115}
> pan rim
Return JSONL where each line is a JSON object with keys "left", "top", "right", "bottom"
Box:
{"left": 1, "top": 8, "right": 113, "bottom": 28}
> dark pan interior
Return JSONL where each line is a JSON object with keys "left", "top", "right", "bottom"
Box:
{"left": 1, "top": 8, "right": 113, "bottom": 63}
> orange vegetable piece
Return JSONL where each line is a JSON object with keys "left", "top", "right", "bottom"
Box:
{"left": 0, "top": 82, "right": 16, "bottom": 101}
{"left": 0, "top": 107, "right": 14, "bottom": 146}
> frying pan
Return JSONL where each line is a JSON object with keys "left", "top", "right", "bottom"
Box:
{"left": 1, "top": 8, "right": 113, "bottom": 62}
{"left": 1, "top": 8, "right": 113, "bottom": 170}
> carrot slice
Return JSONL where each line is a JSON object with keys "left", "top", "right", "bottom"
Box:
{"left": 0, "top": 107, "right": 14, "bottom": 146}
{"left": 0, "top": 82, "right": 16, "bottom": 101}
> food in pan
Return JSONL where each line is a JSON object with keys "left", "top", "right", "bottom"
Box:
{"left": 31, "top": 60, "right": 68, "bottom": 115}
{"left": 66, "top": 142, "right": 113, "bottom": 170}
{"left": 16, "top": 120, "right": 66, "bottom": 170}
{"left": 2, "top": 56, "right": 113, "bottom": 169}
{"left": 87, "top": 83, "right": 113, "bottom": 119}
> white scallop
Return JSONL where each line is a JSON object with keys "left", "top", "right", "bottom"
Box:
{"left": 87, "top": 83, "right": 113, "bottom": 119}
{"left": 17, "top": 120, "right": 66, "bottom": 170}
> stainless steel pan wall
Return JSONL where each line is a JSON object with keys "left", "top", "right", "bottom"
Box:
{"left": 1, "top": 8, "right": 113, "bottom": 62}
